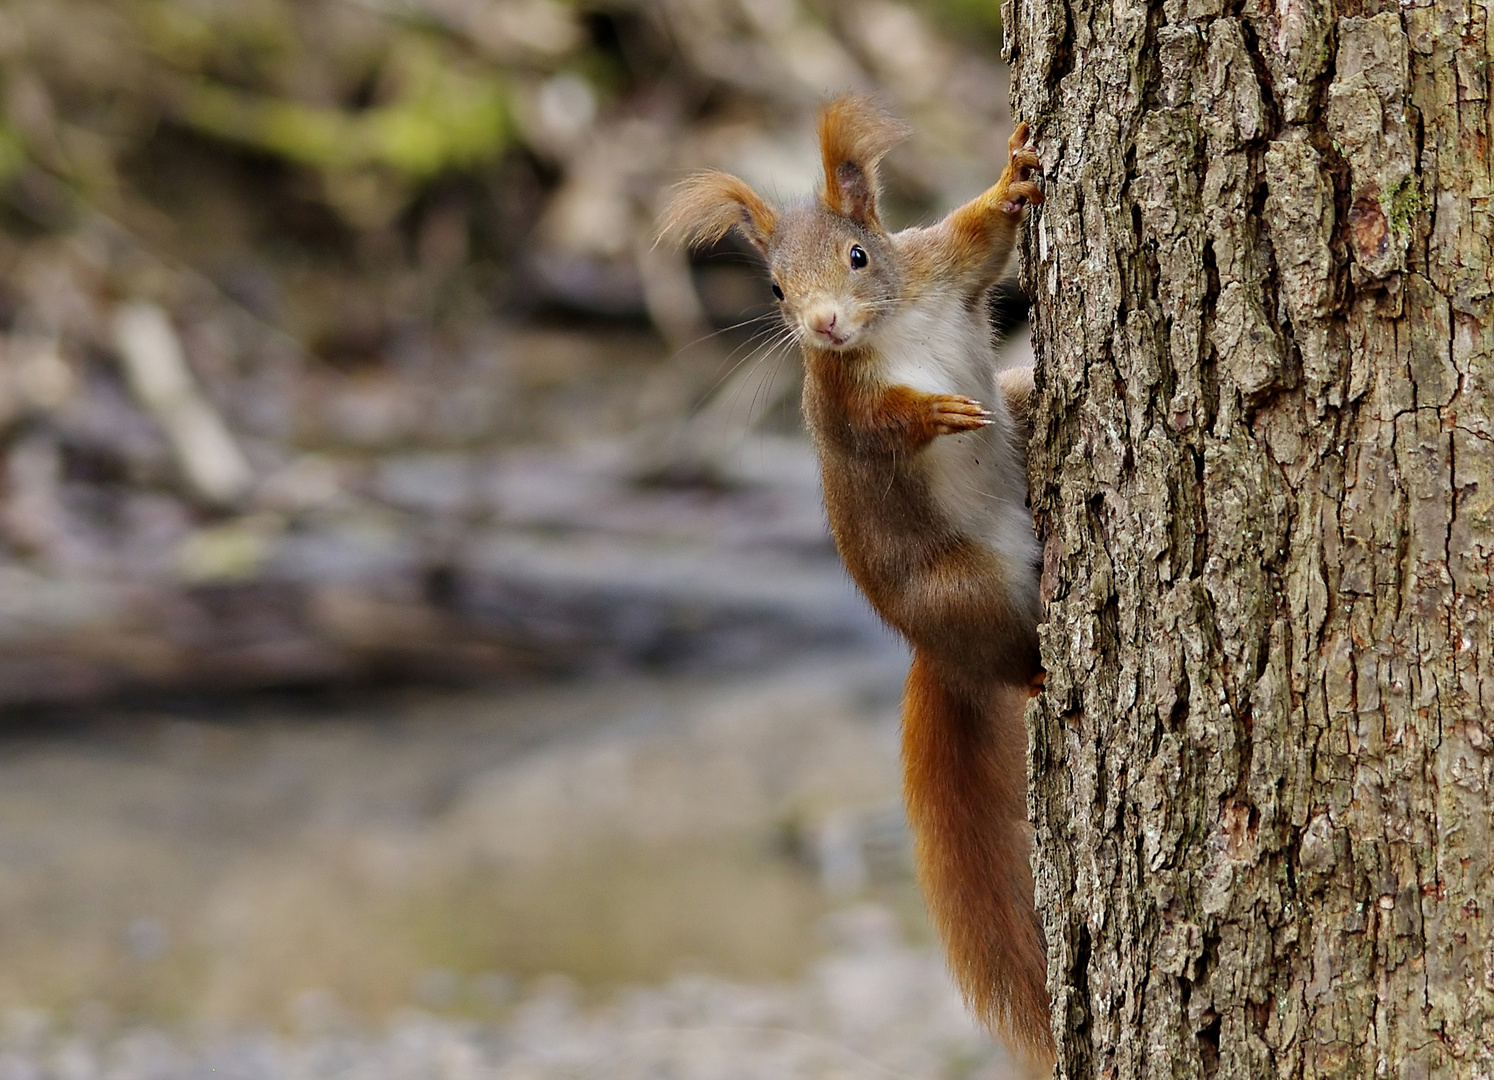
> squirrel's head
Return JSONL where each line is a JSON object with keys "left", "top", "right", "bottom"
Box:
{"left": 660, "top": 95, "right": 911, "bottom": 352}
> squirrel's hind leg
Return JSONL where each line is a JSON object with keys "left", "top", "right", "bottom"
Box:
{"left": 995, "top": 365, "right": 1034, "bottom": 455}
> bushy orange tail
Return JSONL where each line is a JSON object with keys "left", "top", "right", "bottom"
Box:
{"left": 901, "top": 651, "right": 1052, "bottom": 1063}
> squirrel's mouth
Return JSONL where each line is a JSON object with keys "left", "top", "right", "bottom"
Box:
{"left": 804, "top": 322, "right": 856, "bottom": 348}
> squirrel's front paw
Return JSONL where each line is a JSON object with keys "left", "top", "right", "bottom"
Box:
{"left": 929, "top": 395, "right": 992, "bottom": 436}
{"left": 1000, "top": 123, "right": 1044, "bottom": 215}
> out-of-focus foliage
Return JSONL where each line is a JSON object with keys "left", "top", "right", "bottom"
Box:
{"left": 10, "top": 0, "right": 524, "bottom": 209}
{"left": 0, "top": 0, "right": 1015, "bottom": 703}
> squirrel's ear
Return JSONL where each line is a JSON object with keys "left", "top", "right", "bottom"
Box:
{"left": 658, "top": 171, "right": 777, "bottom": 256}
{"left": 817, "top": 95, "right": 911, "bottom": 229}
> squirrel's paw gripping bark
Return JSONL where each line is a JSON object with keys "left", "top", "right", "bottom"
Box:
{"left": 999, "top": 123, "right": 1044, "bottom": 215}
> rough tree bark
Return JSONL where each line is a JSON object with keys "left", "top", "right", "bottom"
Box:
{"left": 1005, "top": 0, "right": 1493, "bottom": 1075}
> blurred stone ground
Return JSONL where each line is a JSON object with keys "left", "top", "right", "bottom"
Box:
{"left": 0, "top": 656, "right": 1033, "bottom": 1080}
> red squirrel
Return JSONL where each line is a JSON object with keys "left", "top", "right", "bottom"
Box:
{"left": 661, "top": 95, "right": 1050, "bottom": 1061}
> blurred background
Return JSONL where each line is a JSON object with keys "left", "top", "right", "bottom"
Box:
{"left": 0, "top": 0, "right": 1035, "bottom": 1075}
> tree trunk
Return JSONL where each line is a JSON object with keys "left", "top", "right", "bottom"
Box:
{"left": 1006, "top": 0, "right": 1493, "bottom": 1075}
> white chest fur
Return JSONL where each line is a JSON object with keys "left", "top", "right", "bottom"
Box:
{"left": 869, "top": 294, "right": 1042, "bottom": 612}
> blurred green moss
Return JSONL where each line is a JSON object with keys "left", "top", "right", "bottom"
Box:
{"left": 923, "top": 0, "right": 1003, "bottom": 46}
{"left": 181, "top": 54, "right": 510, "bottom": 179}
{"left": 0, "top": 124, "right": 26, "bottom": 184}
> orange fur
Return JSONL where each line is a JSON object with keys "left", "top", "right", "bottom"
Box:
{"left": 817, "top": 95, "right": 912, "bottom": 226}
{"left": 657, "top": 97, "right": 1052, "bottom": 1063}
{"left": 658, "top": 170, "right": 778, "bottom": 253}
{"left": 817, "top": 375, "right": 993, "bottom": 447}
{"left": 802, "top": 343, "right": 1042, "bottom": 690}
{"left": 800, "top": 113, "right": 1053, "bottom": 1058}
{"left": 903, "top": 658, "right": 1051, "bottom": 1062}
{"left": 935, "top": 124, "right": 1045, "bottom": 290}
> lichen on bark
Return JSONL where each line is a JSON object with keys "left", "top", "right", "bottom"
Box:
{"left": 1007, "top": 0, "right": 1494, "bottom": 1074}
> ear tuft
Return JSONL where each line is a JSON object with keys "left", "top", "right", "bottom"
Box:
{"left": 658, "top": 170, "right": 778, "bottom": 256}
{"left": 817, "top": 94, "right": 911, "bottom": 228}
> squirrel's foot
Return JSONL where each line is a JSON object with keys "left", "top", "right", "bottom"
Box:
{"left": 1000, "top": 124, "right": 1044, "bottom": 215}
{"left": 929, "top": 395, "right": 992, "bottom": 436}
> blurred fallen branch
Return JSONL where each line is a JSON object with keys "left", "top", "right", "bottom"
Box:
{"left": 112, "top": 301, "right": 254, "bottom": 505}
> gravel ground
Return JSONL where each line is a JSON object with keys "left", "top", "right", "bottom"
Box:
{"left": 0, "top": 909, "right": 1016, "bottom": 1080}
{"left": 0, "top": 658, "right": 1033, "bottom": 1080}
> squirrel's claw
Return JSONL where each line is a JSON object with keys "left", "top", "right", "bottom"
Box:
{"left": 929, "top": 395, "right": 992, "bottom": 436}
{"left": 1010, "top": 147, "right": 1041, "bottom": 181}
{"left": 998, "top": 124, "right": 1043, "bottom": 216}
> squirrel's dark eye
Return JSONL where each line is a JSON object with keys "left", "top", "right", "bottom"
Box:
{"left": 771, "top": 281, "right": 784, "bottom": 299}
{"left": 849, "top": 245, "right": 868, "bottom": 269}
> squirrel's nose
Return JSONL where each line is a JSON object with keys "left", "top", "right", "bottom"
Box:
{"left": 806, "top": 309, "right": 839, "bottom": 339}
